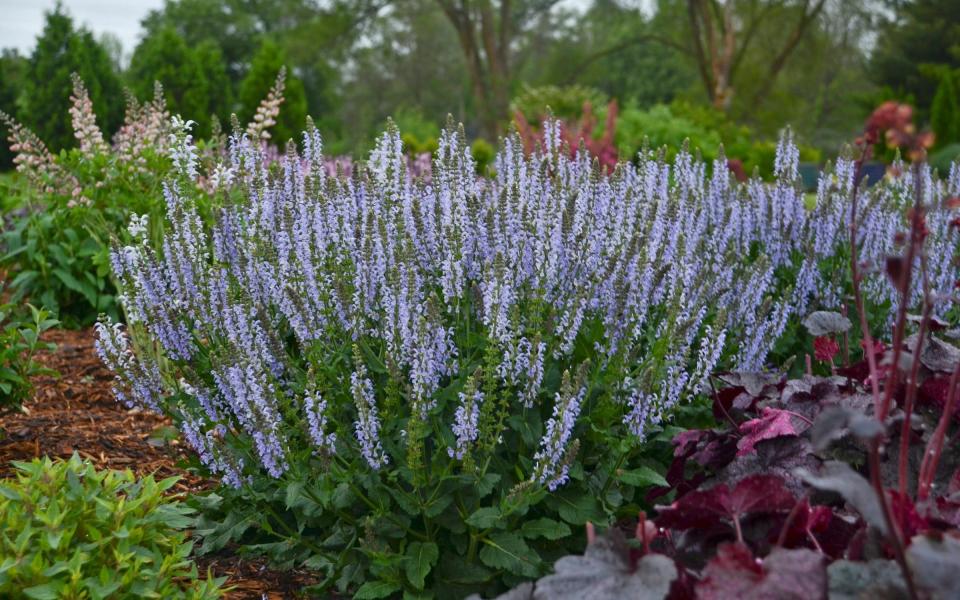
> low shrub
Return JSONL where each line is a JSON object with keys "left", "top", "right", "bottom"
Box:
{"left": 0, "top": 298, "right": 57, "bottom": 410}
{"left": 0, "top": 454, "right": 224, "bottom": 598}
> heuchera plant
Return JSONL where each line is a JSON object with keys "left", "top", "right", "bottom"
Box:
{"left": 486, "top": 119, "right": 960, "bottom": 600}
{"left": 95, "top": 108, "right": 958, "bottom": 598}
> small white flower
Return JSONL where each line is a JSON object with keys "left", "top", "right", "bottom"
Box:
{"left": 128, "top": 213, "right": 148, "bottom": 239}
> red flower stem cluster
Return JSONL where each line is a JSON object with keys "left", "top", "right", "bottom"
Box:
{"left": 847, "top": 142, "right": 918, "bottom": 600}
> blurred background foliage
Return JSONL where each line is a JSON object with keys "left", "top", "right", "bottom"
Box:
{"left": 0, "top": 0, "right": 957, "bottom": 167}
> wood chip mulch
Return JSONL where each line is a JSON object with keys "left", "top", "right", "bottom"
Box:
{"left": 0, "top": 328, "right": 323, "bottom": 599}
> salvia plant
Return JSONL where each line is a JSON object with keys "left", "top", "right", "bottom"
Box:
{"left": 95, "top": 112, "right": 959, "bottom": 597}
{"left": 487, "top": 135, "right": 960, "bottom": 600}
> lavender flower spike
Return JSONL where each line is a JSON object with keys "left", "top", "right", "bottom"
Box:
{"left": 305, "top": 391, "right": 337, "bottom": 454}
{"left": 351, "top": 366, "right": 389, "bottom": 470}
{"left": 531, "top": 373, "right": 585, "bottom": 491}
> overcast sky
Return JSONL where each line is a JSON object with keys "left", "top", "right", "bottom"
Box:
{"left": 0, "top": 0, "right": 651, "bottom": 58}
{"left": 0, "top": 0, "right": 165, "bottom": 56}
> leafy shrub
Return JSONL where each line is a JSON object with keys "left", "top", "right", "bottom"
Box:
{"left": 510, "top": 85, "right": 608, "bottom": 123}
{"left": 0, "top": 454, "right": 223, "bottom": 598}
{"left": 93, "top": 112, "right": 959, "bottom": 598}
{"left": 616, "top": 101, "right": 821, "bottom": 177}
{"left": 0, "top": 299, "right": 57, "bottom": 409}
{"left": 0, "top": 73, "right": 288, "bottom": 327}
{"left": 471, "top": 138, "right": 495, "bottom": 175}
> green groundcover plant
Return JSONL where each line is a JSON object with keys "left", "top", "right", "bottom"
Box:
{"left": 93, "top": 103, "right": 959, "bottom": 599}
{"left": 0, "top": 296, "right": 57, "bottom": 410}
{"left": 0, "top": 454, "right": 224, "bottom": 599}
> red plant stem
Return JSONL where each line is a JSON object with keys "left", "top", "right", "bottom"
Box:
{"left": 708, "top": 376, "right": 739, "bottom": 430}
{"left": 918, "top": 363, "right": 960, "bottom": 500}
{"left": 898, "top": 261, "right": 932, "bottom": 499}
{"left": 841, "top": 304, "right": 851, "bottom": 366}
{"left": 849, "top": 153, "right": 881, "bottom": 403}
{"left": 776, "top": 495, "right": 808, "bottom": 548}
{"left": 848, "top": 147, "right": 919, "bottom": 600}
{"left": 878, "top": 162, "right": 925, "bottom": 421}
{"left": 867, "top": 441, "right": 918, "bottom": 599}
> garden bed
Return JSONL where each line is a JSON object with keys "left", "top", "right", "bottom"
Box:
{"left": 0, "top": 328, "right": 320, "bottom": 599}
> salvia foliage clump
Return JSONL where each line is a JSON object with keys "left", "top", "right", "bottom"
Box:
{"left": 96, "top": 115, "right": 960, "bottom": 596}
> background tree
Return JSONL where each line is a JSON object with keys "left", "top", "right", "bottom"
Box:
{"left": 129, "top": 27, "right": 232, "bottom": 137}
{"left": 871, "top": 0, "right": 960, "bottom": 122}
{"left": 931, "top": 70, "right": 960, "bottom": 147}
{"left": 21, "top": 5, "right": 123, "bottom": 152}
{"left": 0, "top": 50, "right": 28, "bottom": 169}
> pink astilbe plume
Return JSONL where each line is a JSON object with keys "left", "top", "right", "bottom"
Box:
{"left": 515, "top": 100, "right": 619, "bottom": 171}
{"left": 0, "top": 111, "right": 79, "bottom": 197}
{"left": 69, "top": 73, "right": 108, "bottom": 157}
{"left": 113, "top": 82, "right": 172, "bottom": 165}
{"left": 246, "top": 67, "right": 286, "bottom": 141}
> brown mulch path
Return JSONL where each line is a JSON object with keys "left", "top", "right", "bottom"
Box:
{"left": 0, "top": 328, "right": 323, "bottom": 599}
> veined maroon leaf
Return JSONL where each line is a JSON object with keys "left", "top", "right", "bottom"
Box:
{"left": 813, "top": 336, "right": 840, "bottom": 362}
{"left": 696, "top": 543, "right": 827, "bottom": 600}
{"left": 775, "top": 498, "right": 857, "bottom": 559}
{"left": 655, "top": 475, "right": 795, "bottom": 531}
{"left": 737, "top": 408, "right": 799, "bottom": 456}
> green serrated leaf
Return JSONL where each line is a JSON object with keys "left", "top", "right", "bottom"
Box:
{"left": 521, "top": 517, "right": 571, "bottom": 540}
{"left": 479, "top": 532, "right": 539, "bottom": 577}
{"left": 23, "top": 583, "right": 60, "bottom": 600}
{"left": 617, "top": 466, "right": 668, "bottom": 488}
{"left": 354, "top": 580, "right": 402, "bottom": 599}
{"left": 466, "top": 507, "right": 501, "bottom": 529}
{"left": 405, "top": 541, "right": 439, "bottom": 589}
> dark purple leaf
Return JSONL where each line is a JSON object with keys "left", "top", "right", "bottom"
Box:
{"left": 809, "top": 406, "right": 884, "bottom": 452}
{"left": 797, "top": 461, "right": 888, "bottom": 536}
{"left": 717, "top": 372, "right": 783, "bottom": 397}
{"left": 696, "top": 543, "right": 827, "bottom": 600}
{"left": 827, "top": 560, "right": 907, "bottom": 600}
{"left": 906, "top": 533, "right": 960, "bottom": 600}
{"left": 655, "top": 475, "right": 795, "bottom": 531}
{"left": 532, "top": 530, "right": 677, "bottom": 600}
{"left": 721, "top": 437, "right": 819, "bottom": 498}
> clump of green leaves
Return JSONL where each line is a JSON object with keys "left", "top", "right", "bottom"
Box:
{"left": 0, "top": 299, "right": 57, "bottom": 409}
{"left": 0, "top": 455, "right": 224, "bottom": 599}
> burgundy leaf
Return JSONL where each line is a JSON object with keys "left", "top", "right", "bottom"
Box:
{"left": 696, "top": 543, "right": 827, "bottom": 600}
{"left": 932, "top": 497, "right": 960, "bottom": 529}
{"left": 775, "top": 499, "right": 856, "bottom": 559}
{"left": 673, "top": 429, "right": 707, "bottom": 458}
{"left": 655, "top": 475, "right": 795, "bottom": 531}
{"left": 713, "top": 386, "right": 749, "bottom": 421}
{"left": 886, "top": 256, "right": 907, "bottom": 292}
{"left": 919, "top": 375, "right": 960, "bottom": 421}
{"left": 693, "top": 436, "right": 739, "bottom": 471}
{"left": 737, "top": 408, "right": 799, "bottom": 456}
{"left": 813, "top": 336, "right": 840, "bottom": 362}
